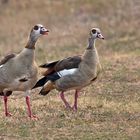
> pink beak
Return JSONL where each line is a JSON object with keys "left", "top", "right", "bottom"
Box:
{"left": 42, "top": 30, "right": 49, "bottom": 35}
{"left": 97, "top": 33, "right": 104, "bottom": 39}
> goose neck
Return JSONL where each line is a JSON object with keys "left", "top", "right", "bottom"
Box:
{"left": 87, "top": 37, "right": 96, "bottom": 50}
{"left": 25, "top": 35, "right": 38, "bottom": 50}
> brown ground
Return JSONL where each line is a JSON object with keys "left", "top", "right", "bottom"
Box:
{"left": 0, "top": 0, "right": 140, "bottom": 139}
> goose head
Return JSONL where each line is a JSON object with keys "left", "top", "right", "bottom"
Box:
{"left": 90, "top": 28, "right": 104, "bottom": 40}
{"left": 30, "top": 24, "right": 49, "bottom": 41}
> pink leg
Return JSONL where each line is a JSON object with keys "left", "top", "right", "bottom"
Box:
{"left": 26, "top": 96, "right": 38, "bottom": 120}
{"left": 4, "top": 96, "right": 12, "bottom": 116}
{"left": 60, "top": 92, "right": 71, "bottom": 109}
{"left": 72, "top": 90, "right": 79, "bottom": 111}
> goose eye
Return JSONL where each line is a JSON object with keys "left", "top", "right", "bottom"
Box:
{"left": 92, "top": 29, "right": 96, "bottom": 34}
{"left": 40, "top": 27, "right": 44, "bottom": 31}
{"left": 34, "top": 25, "right": 39, "bottom": 30}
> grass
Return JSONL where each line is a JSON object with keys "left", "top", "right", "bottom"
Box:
{"left": 0, "top": 0, "right": 140, "bottom": 139}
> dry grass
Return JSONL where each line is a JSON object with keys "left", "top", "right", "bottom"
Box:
{"left": 0, "top": 0, "right": 140, "bottom": 139}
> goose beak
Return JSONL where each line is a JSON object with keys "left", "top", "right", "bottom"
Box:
{"left": 43, "top": 30, "right": 49, "bottom": 35}
{"left": 40, "top": 28, "right": 49, "bottom": 35}
{"left": 97, "top": 33, "right": 104, "bottom": 39}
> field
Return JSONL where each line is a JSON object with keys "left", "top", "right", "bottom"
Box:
{"left": 0, "top": 0, "right": 140, "bottom": 139}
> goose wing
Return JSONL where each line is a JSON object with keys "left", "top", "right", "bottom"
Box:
{"left": 0, "top": 53, "right": 16, "bottom": 66}
{"left": 40, "top": 55, "right": 82, "bottom": 76}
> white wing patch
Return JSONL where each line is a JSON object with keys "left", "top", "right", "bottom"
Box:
{"left": 0, "top": 65, "right": 3, "bottom": 68}
{"left": 57, "top": 68, "right": 77, "bottom": 77}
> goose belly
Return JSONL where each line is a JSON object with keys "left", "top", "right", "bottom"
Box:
{"left": 9, "top": 76, "right": 38, "bottom": 91}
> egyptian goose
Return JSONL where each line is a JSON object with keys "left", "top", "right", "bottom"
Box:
{"left": 33, "top": 28, "right": 104, "bottom": 111}
{"left": 0, "top": 24, "right": 49, "bottom": 118}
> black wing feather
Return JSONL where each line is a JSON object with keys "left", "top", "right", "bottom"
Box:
{"left": 39, "top": 60, "right": 59, "bottom": 68}
{"left": 33, "top": 73, "right": 60, "bottom": 89}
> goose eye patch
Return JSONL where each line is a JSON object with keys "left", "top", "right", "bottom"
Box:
{"left": 34, "top": 25, "right": 39, "bottom": 30}
{"left": 92, "top": 29, "right": 96, "bottom": 34}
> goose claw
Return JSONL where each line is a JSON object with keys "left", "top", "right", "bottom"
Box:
{"left": 5, "top": 112, "right": 12, "bottom": 117}
{"left": 29, "top": 115, "right": 39, "bottom": 120}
